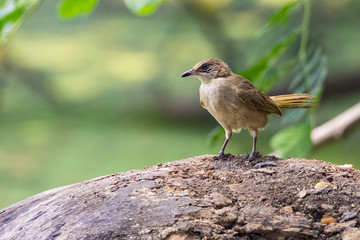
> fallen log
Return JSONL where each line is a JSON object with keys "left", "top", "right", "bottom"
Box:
{"left": 1, "top": 154, "right": 360, "bottom": 240}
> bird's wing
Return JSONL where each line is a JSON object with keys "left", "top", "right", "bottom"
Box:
{"left": 233, "top": 78, "right": 282, "bottom": 116}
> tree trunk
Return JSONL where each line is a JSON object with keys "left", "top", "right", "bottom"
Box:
{"left": 1, "top": 155, "right": 360, "bottom": 240}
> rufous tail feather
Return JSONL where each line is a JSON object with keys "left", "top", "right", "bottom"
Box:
{"left": 270, "top": 94, "right": 318, "bottom": 109}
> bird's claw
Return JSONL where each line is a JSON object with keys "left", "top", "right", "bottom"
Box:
{"left": 213, "top": 152, "right": 228, "bottom": 160}
{"left": 249, "top": 151, "right": 259, "bottom": 161}
{"left": 218, "top": 152, "right": 225, "bottom": 159}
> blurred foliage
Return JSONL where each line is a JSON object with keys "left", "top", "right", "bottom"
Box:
{"left": 270, "top": 123, "right": 312, "bottom": 158}
{"left": 0, "top": 0, "right": 164, "bottom": 45}
{"left": 258, "top": 0, "right": 298, "bottom": 31}
{"left": 0, "top": 0, "right": 359, "bottom": 209}
{"left": 0, "top": 0, "right": 40, "bottom": 46}
{"left": 123, "top": 0, "right": 164, "bottom": 16}
{"left": 57, "top": 0, "right": 99, "bottom": 19}
{"left": 207, "top": 125, "right": 225, "bottom": 148}
{"left": 240, "top": 29, "right": 300, "bottom": 92}
{"left": 266, "top": 0, "right": 327, "bottom": 158}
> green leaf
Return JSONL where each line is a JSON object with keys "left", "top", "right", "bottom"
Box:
{"left": 288, "top": 47, "right": 327, "bottom": 96}
{"left": 270, "top": 123, "right": 312, "bottom": 158}
{"left": 256, "top": 0, "right": 298, "bottom": 37}
{"left": 309, "top": 56, "right": 327, "bottom": 96}
{"left": 268, "top": 0, "right": 298, "bottom": 26}
{"left": 123, "top": 0, "right": 164, "bottom": 16}
{"left": 261, "top": 58, "right": 297, "bottom": 92}
{"left": 57, "top": 0, "right": 99, "bottom": 19}
{"left": 207, "top": 126, "right": 225, "bottom": 148}
{"left": 0, "top": 0, "right": 41, "bottom": 46}
{"left": 240, "top": 58, "right": 268, "bottom": 82}
{"left": 240, "top": 28, "right": 300, "bottom": 91}
{"left": 282, "top": 50, "right": 326, "bottom": 125}
{"left": 282, "top": 108, "right": 307, "bottom": 124}
{"left": 305, "top": 47, "right": 321, "bottom": 73}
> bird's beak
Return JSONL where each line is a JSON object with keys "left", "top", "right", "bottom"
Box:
{"left": 181, "top": 69, "right": 196, "bottom": 78}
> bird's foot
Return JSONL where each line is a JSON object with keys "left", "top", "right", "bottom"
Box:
{"left": 254, "top": 161, "right": 277, "bottom": 169}
{"left": 213, "top": 152, "right": 231, "bottom": 160}
{"left": 249, "top": 151, "right": 260, "bottom": 161}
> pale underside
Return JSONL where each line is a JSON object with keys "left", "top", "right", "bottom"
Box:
{"left": 199, "top": 78, "right": 268, "bottom": 136}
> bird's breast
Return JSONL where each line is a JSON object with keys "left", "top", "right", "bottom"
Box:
{"left": 200, "top": 81, "right": 240, "bottom": 113}
{"left": 199, "top": 81, "right": 268, "bottom": 132}
{"left": 200, "top": 82, "right": 241, "bottom": 123}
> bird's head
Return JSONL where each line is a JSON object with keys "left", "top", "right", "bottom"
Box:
{"left": 181, "top": 58, "right": 232, "bottom": 83}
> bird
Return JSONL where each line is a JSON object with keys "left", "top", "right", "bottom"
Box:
{"left": 181, "top": 58, "right": 317, "bottom": 160}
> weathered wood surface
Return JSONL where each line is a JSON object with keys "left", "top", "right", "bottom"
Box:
{"left": 1, "top": 155, "right": 360, "bottom": 240}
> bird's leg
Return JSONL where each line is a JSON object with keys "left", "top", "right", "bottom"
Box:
{"left": 249, "top": 130, "right": 258, "bottom": 161}
{"left": 218, "top": 139, "right": 229, "bottom": 159}
{"left": 218, "top": 131, "right": 232, "bottom": 159}
{"left": 249, "top": 130, "right": 276, "bottom": 167}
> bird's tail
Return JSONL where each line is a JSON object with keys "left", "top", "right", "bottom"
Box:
{"left": 270, "top": 93, "right": 318, "bottom": 109}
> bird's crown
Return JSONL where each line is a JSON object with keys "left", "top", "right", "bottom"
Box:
{"left": 192, "top": 58, "right": 232, "bottom": 78}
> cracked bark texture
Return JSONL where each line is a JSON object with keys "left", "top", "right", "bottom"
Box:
{"left": 1, "top": 155, "right": 360, "bottom": 240}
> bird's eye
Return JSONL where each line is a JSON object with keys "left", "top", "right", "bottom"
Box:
{"left": 200, "top": 63, "right": 209, "bottom": 70}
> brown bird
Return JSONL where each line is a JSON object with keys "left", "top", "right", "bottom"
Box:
{"left": 181, "top": 58, "right": 317, "bottom": 160}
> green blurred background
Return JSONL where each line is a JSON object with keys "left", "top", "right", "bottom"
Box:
{"left": 0, "top": 0, "right": 359, "bottom": 208}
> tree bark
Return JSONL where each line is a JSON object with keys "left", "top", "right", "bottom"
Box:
{"left": 1, "top": 155, "right": 360, "bottom": 240}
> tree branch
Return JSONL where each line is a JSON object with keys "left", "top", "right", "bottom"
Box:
{"left": 311, "top": 102, "right": 360, "bottom": 147}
